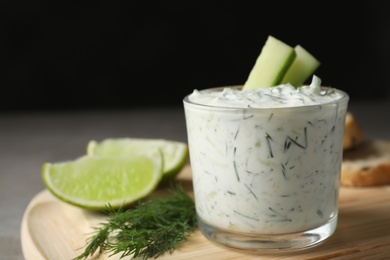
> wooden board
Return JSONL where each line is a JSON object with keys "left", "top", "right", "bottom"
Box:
{"left": 21, "top": 164, "right": 390, "bottom": 260}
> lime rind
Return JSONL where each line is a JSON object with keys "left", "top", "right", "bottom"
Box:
{"left": 87, "top": 138, "right": 189, "bottom": 182}
{"left": 42, "top": 152, "right": 163, "bottom": 211}
{"left": 161, "top": 142, "right": 189, "bottom": 182}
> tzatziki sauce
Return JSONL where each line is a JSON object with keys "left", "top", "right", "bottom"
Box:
{"left": 183, "top": 76, "right": 349, "bottom": 234}
{"left": 188, "top": 76, "right": 344, "bottom": 108}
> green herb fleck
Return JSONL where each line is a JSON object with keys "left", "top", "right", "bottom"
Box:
{"left": 265, "top": 133, "right": 274, "bottom": 158}
{"left": 283, "top": 127, "right": 308, "bottom": 152}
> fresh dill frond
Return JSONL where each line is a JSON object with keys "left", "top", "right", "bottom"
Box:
{"left": 73, "top": 185, "right": 197, "bottom": 260}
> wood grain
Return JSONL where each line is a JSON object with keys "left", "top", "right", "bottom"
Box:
{"left": 21, "top": 165, "right": 390, "bottom": 260}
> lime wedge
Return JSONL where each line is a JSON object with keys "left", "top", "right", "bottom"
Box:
{"left": 87, "top": 138, "right": 189, "bottom": 182}
{"left": 42, "top": 152, "right": 163, "bottom": 211}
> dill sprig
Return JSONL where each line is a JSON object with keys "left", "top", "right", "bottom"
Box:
{"left": 73, "top": 186, "right": 197, "bottom": 260}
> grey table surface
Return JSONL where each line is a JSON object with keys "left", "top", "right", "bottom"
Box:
{"left": 1, "top": 101, "right": 390, "bottom": 260}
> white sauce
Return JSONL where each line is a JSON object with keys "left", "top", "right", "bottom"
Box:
{"left": 183, "top": 76, "right": 349, "bottom": 234}
{"left": 188, "top": 76, "right": 344, "bottom": 108}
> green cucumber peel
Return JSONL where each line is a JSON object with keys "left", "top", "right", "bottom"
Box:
{"left": 280, "top": 45, "right": 321, "bottom": 87}
{"left": 242, "top": 35, "right": 320, "bottom": 90}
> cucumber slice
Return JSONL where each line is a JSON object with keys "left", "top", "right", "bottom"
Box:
{"left": 242, "top": 35, "right": 296, "bottom": 90}
{"left": 280, "top": 45, "right": 321, "bottom": 87}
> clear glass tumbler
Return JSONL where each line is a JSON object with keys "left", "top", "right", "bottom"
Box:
{"left": 183, "top": 86, "right": 349, "bottom": 252}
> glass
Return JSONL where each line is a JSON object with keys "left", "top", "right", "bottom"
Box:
{"left": 183, "top": 86, "right": 349, "bottom": 252}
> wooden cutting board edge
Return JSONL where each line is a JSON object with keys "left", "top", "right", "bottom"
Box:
{"left": 21, "top": 164, "right": 390, "bottom": 260}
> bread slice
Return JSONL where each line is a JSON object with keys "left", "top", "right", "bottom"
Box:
{"left": 343, "top": 112, "right": 365, "bottom": 150}
{"left": 341, "top": 139, "right": 390, "bottom": 187}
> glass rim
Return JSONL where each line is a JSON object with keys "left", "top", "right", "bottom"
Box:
{"left": 183, "top": 85, "right": 349, "bottom": 111}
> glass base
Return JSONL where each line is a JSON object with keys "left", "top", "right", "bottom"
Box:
{"left": 198, "top": 214, "right": 337, "bottom": 253}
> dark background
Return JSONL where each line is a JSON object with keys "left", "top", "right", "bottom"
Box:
{"left": 1, "top": 1, "right": 390, "bottom": 112}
